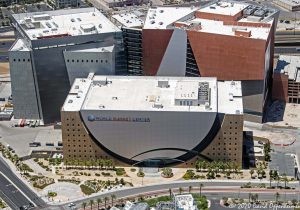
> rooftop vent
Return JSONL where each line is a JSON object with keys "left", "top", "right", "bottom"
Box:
{"left": 158, "top": 80, "right": 169, "bottom": 88}
{"left": 153, "top": 103, "right": 163, "bottom": 109}
{"left": 68, "top": 99, "right": 73, "bottom": 103}
{"left": 99, "top": 105, "right": 105, "bottom": 109}
{"left": 159, "top": 10, "right": 164, "bottom": 13}
{"left": 75, "top": 85, "right": 79, "bottom": 89}
{"left": 45, "top": 22, "right": 52, "bottom": 28}
{"left": 150, "top": 20, "right": 155, "bottom": 24}
{"left": 229, "top": 93, "right": 234, "bottom": 101}
{"left": 159, "top": 22, "right": 163, "bottom": 25}
{"left": 112, "top": 96, "right": 118, "bottom": 100}
{"left": 33, "top": 14, "right": 50, "bottom": 21}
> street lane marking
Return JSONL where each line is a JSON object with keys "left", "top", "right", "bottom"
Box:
{"left": 0, "top": 188, "right": 19, "bottom": 210}
{"left": 0, "top": 172, "right": 37, "bottom": 206}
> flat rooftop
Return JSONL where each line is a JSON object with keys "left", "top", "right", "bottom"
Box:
{"left": 144, "top": 7, "right": 197, "bottom": 29}
{"left": 143, "top": 2, "right": 278, "bottom": 40}
{"left": 112, "top": 12, "right": 144, "bottom": 28}
{"left": 12, "top": 8, "right": 120, "bottom": 40}
{"left": 199, "top": 1, "right": 247, "bottom": 16}
{"left": 276, "top": 0, "right": 300, "bottom": 6}
{"left": 62, "top": 75, "right": 243, "bottom": 115}
{"left": 275, "top": 55, "right": 300, "bottom": 82}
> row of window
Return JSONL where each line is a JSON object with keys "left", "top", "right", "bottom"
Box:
{"left": 212, "top": 147, "right": 238, "bottom": 151}
{"left": 66, "top": 59, "right": 109, "bottom": 63}
{"left": 67, "top": 144, "right": 91, "bottom": 148}
{"left": 66, "top": 124, "right": 80, "bottom": 127}
{"left": 13, "top": 58, "right": 30, "bottom": 62}
{"left": 66, "top": 139, "right": 89, "bottom": 143}
{"left": 68, "top": 150, "right": 94, "bottom": 153}
{"left": 68, "top": 155, "right": 94, "bottom": 158}
{"left": 67, "top": 155, "right": 110, "bottom": 158}
{"left": 67, "top": 129, "right": 81, "bottom": 132}
{"left": 222, "top": 132, "right": 238, "bottom": 135}
{"left": 207, "top": 152, "right": 238, "bottom": 157}
{"left": 218, "top": 142, "right": 238, "bottom": 146}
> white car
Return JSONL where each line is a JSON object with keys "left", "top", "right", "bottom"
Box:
{"left": 68, "top": 203, "right": 76, "bottom": 208}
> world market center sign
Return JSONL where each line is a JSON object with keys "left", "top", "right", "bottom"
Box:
{"left": 87, "top": 115, "right": 150, "bottom": 123}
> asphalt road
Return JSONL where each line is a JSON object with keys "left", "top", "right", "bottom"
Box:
{"left": 0, "top": 172, "right": 32, "bottom": 209}
{"left": 0, "top": 157, "right": 47, "bottom": 209}
{"left": 38, "top": 179, "right": 298, "bottom": 210}
{"left": 40, "top": 188, "right": 298, "bottom": 210}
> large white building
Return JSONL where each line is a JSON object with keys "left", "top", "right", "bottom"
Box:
{"left": 274, "top": 0, "right": 300, "bottom": 11}
{"left": 61, "top": 74, "right": 244, "bottom": 167}
{"left": 9, "top": 8, "right": 126, "bottom": 123}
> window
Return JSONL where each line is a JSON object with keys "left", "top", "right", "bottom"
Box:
{"left": 28, "top": 59, "right": 30, "bottom": 62}
{"left": 77, "top": 60, "right": 79, "bottom": 62}
{"left": 13, "top": 59, "right": 16, "bottom": 62}
{"left": 96, "top": 60, "right": 98, "bottom": 63}
{"left": 101, "top": 60, "right": 103, "bottom": 63}
{"left": 18, "top": 59, "right": 20, "bottom": 62}
{"left": 91, "top": 60, "right": 93, "bottom": 63}
{"left": 82, "top": 60, "right": 84, "bottom": 62}
{"left": 86, "top": 60, "right": 89, "bottom": 62}
{"left": 67, "top": 59, "right": 69, "bottom": 62}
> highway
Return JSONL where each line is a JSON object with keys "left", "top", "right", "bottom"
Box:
{"left": 0, "top": 157, "right": 47, "bottom": 210}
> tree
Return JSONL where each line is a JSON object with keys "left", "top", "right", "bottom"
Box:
{"left": 282, "top": 174, "right": 289, "bottom": 189}
{"left": 169, "top": 188, "right": 172, "bottom": 199}
{"left": 104, "top": 196, "right": 109, "bottom": 208}
{"left": 96, "top": 198, "right": 102, "bottom": 209}
{"left": 89, "top": 199, "right": 94, "bottom": 210}
{"left": 188, "top": 186, "right": 192, "bottom": 193}
{"left": 250, "top": 169, "right": 255, "bottom": 179}
{"left": 251, "top": 194, "right": 258, "bottom": 203}
{"left": 179, "top": 187, "right": 183, "bottom": 194}
{"left": 269, "top": 170, "right": 273, "bottom": 188}
{"left": 111, "top": 194, "right": 116, "bottom": 206}
{"left": 82, "top": 202, "right": 87, "bottom": 210}
{"left": 199, "top": 183, "right": 203, "bottom": 197}
{"left": 275, "top": 192, "right": 280, "bottom": 204}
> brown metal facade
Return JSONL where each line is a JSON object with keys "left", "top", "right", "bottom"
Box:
{"left": 142, "top": 29, "right": 173, "bottom": 75}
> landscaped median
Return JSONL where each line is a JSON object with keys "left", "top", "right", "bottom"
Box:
{"left": 220, "top": 192, "right": 299, "bottom": 209}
